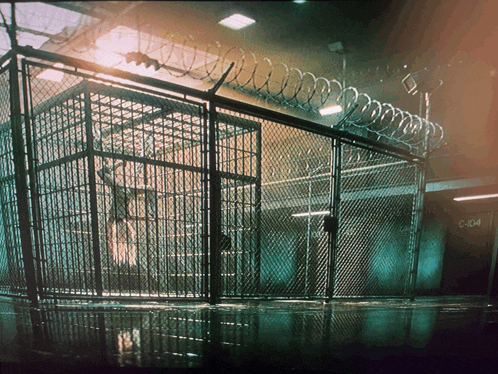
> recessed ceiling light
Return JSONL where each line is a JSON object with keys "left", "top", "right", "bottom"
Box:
{"left": 219, "top": 14, "right": 255, "bottom": 30}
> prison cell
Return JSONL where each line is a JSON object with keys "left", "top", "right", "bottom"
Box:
{"left": 0, "top": 51, "right": 427, "bottom": 302}
{"left": 21, "top": 61, "right": 263, "bottom": 298}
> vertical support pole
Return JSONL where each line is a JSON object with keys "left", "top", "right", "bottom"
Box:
{"left": 326, "top": 138, "right": 341, "bottom": 300}
{"left": 407, "top": 92, "right": 430, "bottom": 301}
{"left": 84, "top": 88, "right": 103, "bottom": 296}
{"left": 201, "top": 105, "right": 210, "bottom": 300}
{"left": 305, "top": 171, "right": 312, "bottom": 295}
{"left": 8, "top": 4, "right": 38, "bottom": 306}
{"left": 208, "top": 101, "right": 221, "bottom": 305}
{"left": 326, "top": 52, "right": 346, "bottom": 300}
{"left": 254, "top": 126, "right": 262, "bottom": 295}
{"left": 9, "top": 63, "right": 38, "bottom": 304}
{"left": 21, "top": 60, "right": 45, "bottom": 299}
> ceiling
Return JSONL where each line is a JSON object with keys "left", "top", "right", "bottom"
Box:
{"left": 18, "top": 1, "right": 498, "bottom": 181}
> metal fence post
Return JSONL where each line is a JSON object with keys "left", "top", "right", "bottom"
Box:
{"left": 206, "top": 64, "right": 233, "bottom": 305}
{"left": 208, "top": 101, "right": 221, "bottom": 305}
{"left": 326, "top": 138, "right": 341, "bottom": 300}
{"left": 84, "top": 86, "right": 103, "bottom": 296}
{"left": 21, "top": 60, "right": 45, "bottom": 299}
{"left": 9, "top": 54, "right": 38, "bottom": 306}
{"left": 254, "top": 126, "right": 262, "bottom": 295}
{"left": 201, "top": 105, "right": 210, "bottom": 300}
{"left": 407, "top": 92, "right": 430, "bottom": 300}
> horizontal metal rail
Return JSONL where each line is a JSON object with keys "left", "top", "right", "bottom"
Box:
{"left": 15, "top": 45, "right": 424, "bottom": 164}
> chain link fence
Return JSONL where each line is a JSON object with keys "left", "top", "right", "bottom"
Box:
{"left": 258, "top": 122, "right": 333, "bottom": 297}
{"left": 26, "top": 62, "right": 209, "bottom": 298}
{"left": 335, "top": 145, "right": 417, "bottom": 297}
{"left": 0, "top": 50, "right": 424, "bottom": 301}
{"left": 0, "top": 66, "right": 27, "bottom": 296}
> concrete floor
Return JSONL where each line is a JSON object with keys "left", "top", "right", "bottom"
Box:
{"left": 0, "top": 296, "right": 497, "bottom": 373}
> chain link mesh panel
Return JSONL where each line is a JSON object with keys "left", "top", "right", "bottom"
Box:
{"left": 259, "top": 123, "right": 333, "bottom": 297}
{"left": 334, "top": 144, "right": 417, "bottom": 297}
{"left": 0, "top": 66, "right": 27, "bottom": 296}
{"left": 216, "top": 109, "right": 260, "bottom": 297}
{"left": 215, "top": 111, "right": 335, "bottom": 298}
{"left": 28, "top": 65, "right": 95, "bottom": 296}
{"left": 91, "top": 85, "right": 206, "bottom": 298}
{"left": 12, "top": 57, "right": 422, "bottom": 301}
{"left": 27, "top": 61, "right": 208, "bottom": 298}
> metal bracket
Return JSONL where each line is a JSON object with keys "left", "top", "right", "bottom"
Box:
{"left": 207, "top": 62, "right": 235, "bottom": 95}
{"left": 334, "top": 103, "right": 358, "bottom": 129}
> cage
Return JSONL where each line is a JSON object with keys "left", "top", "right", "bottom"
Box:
{"left": 0, "top": 51, "right": 427, "bottom": 302}
{"left": 18, "top": 73, "right": 260, "bottom": 298}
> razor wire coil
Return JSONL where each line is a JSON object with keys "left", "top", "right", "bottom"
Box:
{"left": 78, "top": 24, "right": 444, "bottom": 153}
{"left": 0, "top": 5, "right": 445, "bottom": 153}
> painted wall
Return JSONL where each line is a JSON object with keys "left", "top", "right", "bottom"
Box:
{"left": 415, "top": 217, "right": 447, "bottom": 293}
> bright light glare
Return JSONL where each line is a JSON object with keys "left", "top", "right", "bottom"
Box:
{"left": 17, "top": 31, "right": 49, "bottom": 49}
{"left": 95, "top": 49, "right": 159, "bottom": 77}
{"left": 95, "top": 26, "right": 138, "bottom": 54}
{"left": 454, "top": 193, "right": 498, "bottom": 202}
{"left": 37, "top": 63, "right": 64, "bottom": 82}
{"left": 95, "top": 27, "right": 158, "bottom": 77}
{"left": 94, "top": 26, "right": 218, "bottom": 77}
{"left": 319, "top": 105, "right": 343, "bottom": 116}
{"left": 219, "top": 14, "right": 256, "bottom": 30}
{"left": 0, "top": 3, "right": 82, "bottom": 35}
{"left": 292, "top": 210, "right": 330, "bottom": 217}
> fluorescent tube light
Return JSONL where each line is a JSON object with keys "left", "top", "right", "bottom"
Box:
{"left": 219, "top": 14, "right": 255, "bottom": 30}
{"left": 454, "top": 193, "right": 498, "bottom": 202}
{"left": 292, "top": 210, "right": 330, "bottom": 217}
{"left": 319, "top": 104, "right": 342, "bottom": 116}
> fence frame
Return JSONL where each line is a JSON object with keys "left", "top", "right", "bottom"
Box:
{"left": 0, "top": 45, "right": 428, "bottom": 305}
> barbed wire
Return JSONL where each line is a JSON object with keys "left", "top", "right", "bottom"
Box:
{"left": 102, "top": 25, "right": 444, "bottom": 152}
{"left": 0, "top": 5, "right": 445, "bottom": 152}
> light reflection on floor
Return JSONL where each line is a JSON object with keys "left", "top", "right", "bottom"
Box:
{"left": 0, "top": 297, "right": 497, "bottom": 373}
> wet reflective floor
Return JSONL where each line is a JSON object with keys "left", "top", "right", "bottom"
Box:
{"left": 0, "top": 297, "right": 497, "bottom": 373}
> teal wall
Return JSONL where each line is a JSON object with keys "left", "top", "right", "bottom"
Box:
{"left": 368, "top": 221, "right": 412, "bottom": 295}
{"left": 415, "top": 218, "right": 447, "bottom": 292}
{"left": 260, "top": 230, "right": 299, "bottom": 292}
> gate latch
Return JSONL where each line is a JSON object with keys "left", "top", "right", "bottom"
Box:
{"left": 323, "top": 215, "right": 338, "bottom": 234}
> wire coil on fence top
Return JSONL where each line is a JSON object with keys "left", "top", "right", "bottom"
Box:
{"left": 76, "top": 24, "right": 443, "bottom": 153}
{"left": 2, "top": 5, "right": 443, "bottom": 153}
{"left": 149, "top": 34, "right": 443, "bottom": 151}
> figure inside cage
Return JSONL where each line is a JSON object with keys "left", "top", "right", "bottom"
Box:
{"left": 96, "top": 133, "right": 157, "bottom": 266}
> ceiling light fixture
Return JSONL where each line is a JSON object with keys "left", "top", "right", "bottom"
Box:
{"left": 219, "top": 14, "right": 255, "bottom": 30}
{"left": 402, "top": 68, "right": 442, "bottom": 95}
{"left": 292, "top": 210, "right": 330, "bottom": 217}
{"left": 319, "top": 104, "right": 343, "bottom": 116}
{"left": 454, "top": 193, "right": 498, "bottom": 202}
